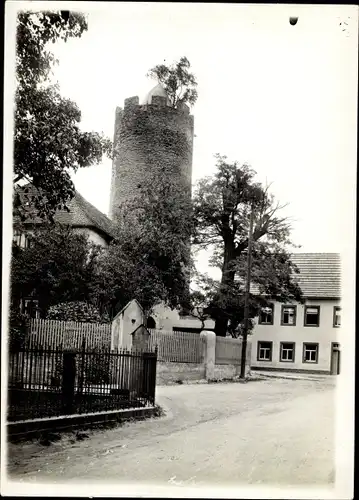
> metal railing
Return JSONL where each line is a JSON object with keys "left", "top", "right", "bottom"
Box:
{"left": 7, "top": 341, "right": 157, "bottom": 422}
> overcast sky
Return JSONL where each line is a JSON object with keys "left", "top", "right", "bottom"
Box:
{"left": 8, "top": 3, "right": 358, "bottom": 274}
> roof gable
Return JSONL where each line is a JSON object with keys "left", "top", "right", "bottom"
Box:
{"left": 65, "top": 191, "right": 116, "bottom": 240}
{"left": 14, "top": 185, "right": 116, "bottom": 240}
{"left": 114, "top": 299, "right": 144, "bottom": 318}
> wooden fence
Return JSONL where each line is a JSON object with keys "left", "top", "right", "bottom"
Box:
{"left": 26, "top": 321, "right": 242, "bottom": 366}
{"left": 148, "top": 329, "right": 204, "bottom": 364}
{"left": 28, "top": 319, "right": 112, "bottom": 349}
{"left": 215, "top": 336, "right": 243, "bottom": 365}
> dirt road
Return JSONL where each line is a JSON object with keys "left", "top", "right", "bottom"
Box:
{"left": 7, "top": 377, "right": 336, "bottom": 487}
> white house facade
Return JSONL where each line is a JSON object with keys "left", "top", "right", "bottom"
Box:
{"left": 250, "top": 253, "right": 341, "bottom": 375}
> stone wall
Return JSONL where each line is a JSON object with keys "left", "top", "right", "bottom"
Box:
{"left": 214, "top": 363, "right": 250, "bottom": 380}
{"left": 156, "top": 361, "right": 205, "bottom": 385}
{"left": 155, "top": 331, "right": 252, "bottom": 386}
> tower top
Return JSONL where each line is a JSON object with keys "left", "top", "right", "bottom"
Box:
{"left": 141, "top": 83, "right": 170, "bottom": 106}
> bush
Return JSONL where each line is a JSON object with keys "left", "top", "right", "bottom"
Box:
{"left": 46, "top": 301, "right": 109, "bottom": 323}
{"left": 9, "top": 309, "right": 29, "bottom": 351}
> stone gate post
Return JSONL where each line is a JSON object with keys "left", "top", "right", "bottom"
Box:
{"left": 200, "top": 330, "right": 216, "bottom": 381}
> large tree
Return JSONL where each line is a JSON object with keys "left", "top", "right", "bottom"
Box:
{"left": 11, "top": 224, "right": 102, "bottom": 315}
{"left": 147, "top": 56, "right": 198, "bottom": 108}
{"left": 14, "top": 11, "right": 112, "bottom": 221}
{"left": 192, "top": 154, "right": 303, "bottom": 336}
{"left": 95, "top": 178, "right": 194, "bottom": 318}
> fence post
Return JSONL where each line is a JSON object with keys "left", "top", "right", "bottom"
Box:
{"left": 200, "top": 330, "right": 216, "bottom": 381}
{"left": 77, "top": 338, "right": 86, "bottom": 395}
{"left": 142, "top": 350, "right": 157, "bottom": 404}
{"left": 62, "top": 351, "right": 76, "bottom": 414}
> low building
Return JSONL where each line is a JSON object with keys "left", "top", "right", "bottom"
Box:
{"left": 250, "top": 253, "right": 341, "bottom": 375}
{"left": 151, "top": 303, "right": 215, "bottom": 333}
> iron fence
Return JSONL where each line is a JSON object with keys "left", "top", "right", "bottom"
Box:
{"left": 7, "top": 341, "right": 157, "bottom": 422}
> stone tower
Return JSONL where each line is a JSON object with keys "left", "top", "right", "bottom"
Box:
{"left": 109, "top": 84, "right": 194, "bottom": 221}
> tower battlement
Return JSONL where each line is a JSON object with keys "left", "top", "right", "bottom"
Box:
{"left": 123, "top": 94, "right": 191, "bottom": 115}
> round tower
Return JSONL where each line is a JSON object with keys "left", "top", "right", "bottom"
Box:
{"left": 109, "top": 84, "right": 194, "bottom": 222}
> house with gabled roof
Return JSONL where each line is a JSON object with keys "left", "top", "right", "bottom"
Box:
{"left": 111, "top": 299, "right": 145, "bottom": 350}
{"left": 13, "top": 185, "right": 117, "bottom": 248}
{"left": 12, "top": 185, "right": 117, "bottom": 318}
{"left": 250, "top": 253, "right": 341, "bottom": 375}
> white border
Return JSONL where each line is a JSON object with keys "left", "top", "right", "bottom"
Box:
{"left": 1, "top": 2, "right": 357, "bottom": 498}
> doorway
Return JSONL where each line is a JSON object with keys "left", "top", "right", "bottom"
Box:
{"left": 330, "top": 342, "right": 340, "bottom": 375}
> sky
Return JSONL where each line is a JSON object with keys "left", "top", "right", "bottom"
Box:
{"left": 7, "top": 3, "right": 358, "bottom": 274}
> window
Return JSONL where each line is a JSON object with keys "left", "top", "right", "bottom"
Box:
{"left": 13, "top": 229, "right": 22, "bottom": 247}
{"left": 333, "top": 307, "right": 341, "bottom": 327}
{"left": 281, "top": 305, "right": 297, "bottom": 326}
{"left": 13, "top": 230, "right": 32, "bottom": 248}
{"left": 259, "top": 304, "right": 274, "bottom": 325}
{"left": 304, "top": 306, "right": 320, "bottom": 327}
{"left": 303, "top": 343, "right": 319, "bottom": 363}
{"left": 257, "top": 341, "right": 273, "bottom": 361}
{"left": 146, "top": 316, "right": 156, "bottom": 329}
{"left": 24, "top": 235, "right": 32, "bottom": 248}
{"left": 22, "top": 299, "right": 40, "bottom": 319}
{"left": 280, "top": 342, "right": 295, "bottom": 362}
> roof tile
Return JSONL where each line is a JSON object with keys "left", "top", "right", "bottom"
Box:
{"left": 249, "top": 253, "right": 341, "bottom": 299}
{"left": 290, "top": 253, "right": 341, "bottom": 298}
{"left": 15, "top": 185, "right": 116, "bottom": 240}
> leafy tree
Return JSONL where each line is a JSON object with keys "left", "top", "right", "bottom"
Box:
{"left": 186, "top": 290, "right": 212, "bottom": 331}
{"left": 14, "top": 11, "right": 112, "bottom": 220}
{"left": 147, "top": 56, "right": 198, "bottom": 108}
{"left": 10, "top": 224, "right": 102, "bottom": 315}
{"left": 95, "top": 178, "right": 194, "bottom": 318}
{"left": 192, "top": 154, "right": 303, "bottom": 336}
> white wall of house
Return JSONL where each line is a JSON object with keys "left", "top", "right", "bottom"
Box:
{"left": 250, "top": 299, "right": 341, "bottom": 373}
{"left": 111, "top": 299, "right": 144, "bottom": 350}
{"left": 152, "top": 303, "right": 215, "bottom": 331}
{"left": 73, "top": 228, "right": 109, "bottom": 247}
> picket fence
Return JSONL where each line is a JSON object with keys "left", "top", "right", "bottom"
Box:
{"left": 215, "top": 336, "right": 243, "bottom": 365}
{"left": 27, "top": 320, "right": 242, "bottom": 366}
{"left": 28, "top": 319, "right": 112, "bottom": 349}
{"left": 148, "top": 329, "right": 204, "bottom": 364}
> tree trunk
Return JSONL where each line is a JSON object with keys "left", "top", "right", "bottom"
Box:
{"left": 215, "top": 316, "right": 228, "bottom": 337}
{"left": 215, "top": 241, "right": 236, "bottom": 337}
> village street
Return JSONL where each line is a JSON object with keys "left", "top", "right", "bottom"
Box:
{"left": 7, "top": 377, "right": 336, "bottom": 487}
